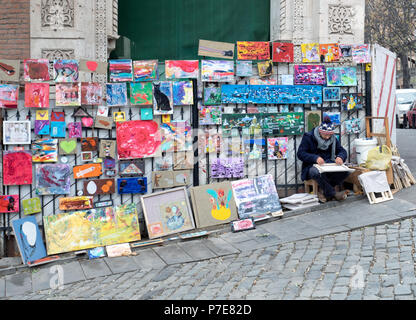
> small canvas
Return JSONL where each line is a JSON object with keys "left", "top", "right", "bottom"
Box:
{"left": 153, "top": 81, "right": 173, "bottom": 115}
{"left": 203, "top": 86, "right": 221, "bottom": 105}
{"left": 272, "top": 42, "right": 294, "bottom": 63}
{"left": 267, "top": 137, "right": 289, "bottom": 160}
{"left": 56, "top": 83, "right": 81, "bottom": 106}
{"left": 0, "top": 195, "right": 19, "bottom": 213}
{"left": 173, "top": 170, "right": 191, "bottom": 186}
{"left": 133, "top": 60, "right": 158, "bottom": 82}
{"left": 130, "top": 82, "right": 153, "bottom": 105}
{"left": 53, "top": 59, "right": 79, "bottom": 82}
{"left": 281, "top": 75, "right": 294, "bottom": 85}
{"left": 198, "top": 39, "right": 235, "bottom": 59}
{"left": 237, "top": 41, "right": 270, "bottom": 60}
{"left": 109, "top": 59, "right": 133, "bottom": 82}
{"left": 23, "top": 59, "right": 50, "bottom": 81}
{"left": 83, "top": 179, "right": 115, "bottom": 196}
{"left": 165, "top": 60, "right": 199, "bottom": 79}
{"left": 173, "top": 81, "right": 193, "bottom": 105}
{"left": 97, "top": 105, "right": 109, "bottom": 117}
{"left": 319, "top": 44, "right": 340, "bottom": 62}
{"left": 81, "top": 137, "right": 98, "bottom": 151}
{"left": 154, "top": 155, "right": 173, "bottom": 171}
{"left": 243, "top": 138, "right": 265, "bottom": 160}
{"left": 106, "top": 83, "right": 128, "bottom": 106}
{"left": 117, "top": 177, "right": 147, "bottom": 194}
{"left": 22, "top": 198, "right": 41, "bottom": 215}
{"left": 79, "top": 59, "right": 108, "bottom": 74}
{"left": 68, "top": 122, "right": 82, "bottom": 138}
{"left": 73, "top": 163, "right": 102, "bottom": 179}
{"left": 81, "top": 151, "right": 93, "bottom": 162}
{"left": 201, "top": 60, "right": 234, "bottom": 82}
{"left": 306, "top": 110, "right": 322, "bottom": 132}
{"left": 141, "top": 107, "right": 153, "bottom": 120}
{"left": 24, "top": 83, "right": 49, "bottom": 108}
{"left": 32, "top": 138, "right": 58, "bottom": 162}
{"left": 51, "top": 111, "right": 65, "bottom": 122}
{"left": 59, "top": 138, "right": 77, "bottom": 155}
{"left": 339, "top": 45, "right": 353, "bottom": 58}
{"left": 236, "top": 61, "right": 253, "bottom": 77}
{"left": 294, "top": 65, "right": 326, "bottom": 85}
{"left": 199, "top": 106, "right": 222, "bottom": 125}
{"left": 59, "top": 196, "right": 93, "bottom": 211}
{"left": 301, "top": 43, "right": 320, "bottom": 62}
{"left": 3, "top": 121, "right": 31, "bottom": 145}
{"left": 36, "top": 109, "right": 49, "bottom": 121}
{"left": 257, "top": 60, "right": 273, "bottom": 78}
{"left": 345, "top": 118, "right": 361, "bottom": 134}
{"left": 0, "top": 59, "right": 20, "bottom": 82}
{"left": 0, "top": 84, "right": 19, "bottom": 108}
{"left": 152, "top": 171, "right": 175, "bottom": 189}
{"left": 113, "top": 111, "right": 126, "bottom": 122}
{"left": 99, "top": 139, "right": 116, "bottom": 158}
{"left": 323, "top": 87, "right": 341, "bottom": 102}
{"left": 3, "top": 151, "right": 33, "bottom": 185}
{"left": 249, "top": 78, "right": 277, "bottom": 85}
{"left": 323, "top": 112, "right": 341, "bottom": 125}
{"left": 352, "top": 44, "right": 371, "bottom": 64}
{"left": 88, "top": 247, "right": 106, "bottom": 259}
{"left": 106, "top": 243, "right": 132, "bottom": 258}
{"left": 119, "top": 160, "right": 145, "bottom": 176}
{"left": 326, "top": 67, "right": 358, "bottom": 87}
{"left": 94, "top": 116, "right": 113, "bottom": 130}
{"left": 81, "top": 82, "right": 103, "bottom": 105}
{"left": 35, "top": 164, "right": 71, "bottom": 195}
{"left": 50, "top": 122, "right": 66, "bottom": 138}
{"left": 341, "top": 93, "right": 363, "bottom": 111}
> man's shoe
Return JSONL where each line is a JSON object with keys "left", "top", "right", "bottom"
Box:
{"left": 334, "top": 191, "right": 349, "bottom": 201}
{"left": 317, "top": 191, "right": 327, "bottom": 203}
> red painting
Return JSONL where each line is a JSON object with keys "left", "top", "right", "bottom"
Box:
{"left": 237, "top": 41, "right": 270, "bottom": 60}
{"left": 272, "top": 42, "right": 294, "bottom": 63}
{"left": 3, "top": 151, "right": 33, "bottom": 185}
{"left": 24, "top": 83, "right": 50, "bottom": 108}
{"left": 116, "top": 120, "right": 161, "bottom": 159}
{"left": 0, "top": 195, "right": 19, "bottom": 213}
{"left": 23, "top": 59, "right": 50, "bottom": 81}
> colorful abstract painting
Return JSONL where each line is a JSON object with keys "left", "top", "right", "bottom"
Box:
{"left": 323, "top": 87, "right": 341, "bottom": 102}
{"left": 3, "top": 151, "right": 33, "bottom": 185}
{"left": 43, "top": 203, "right": 141, "bottom": 255}
{"left": 249, "top": 78, "right": 278, "bottom": 85}
{"left": 133, "top": 60, "right": 158, "bottom": 81}
{"left": 50, "top": 122, "right": 66, "bottom": 138}
{"left": 53, "top": 59, "right": 79, "bottom": 82}
{"left": 83, "top": 179, "right": 115, "bottom": 196}
{"left": 352, "top": 44, "right": 371, "bottom": 64}
{"left": 59, "top": 196, "right": 93, "bottom": 211}
{"left": 165, "top": 60, "right": 199, "bottom": 79}
{"left": 267, "top": 137, "right": 289, "bottom": 160}
{"left": 106, "top": 83, "right": 128, "bottom": 106}
{"left": 237, "top": 41, "right": 270, "bottom": 60}
{"left": 109, "top": 59, "right": 133, "bottom": 82}
{"left": 153, "top": 81, "right": 173, "bottom": 115}
{"left": 173, "top": 81, "right": 193, "bottom": 105}
{"left": 81, "top": 82, "right": 103, "bottom": 105}
{"left": 35, "top": 120, "right": 50, "bottom": 135}
{"left": 257, "top": 60, "right": 273, "bottom": 77}
{"left": 3, "top": 121, "right": 31, "bottom": 144}
{"left": 294, "top": 65, "right": 326, "bottom": 85}
{"left": 130, "top": 82, "right": 153, "bottom": 105}
{"left": 341, "top": 93, "right": 363, "bottom": 111}
{"left": 117, "top": 177, "right": 147, "bottom": 194}
{"left": 0, "top": 195, "right": 19, "bottom": 213}
{"left": 68, "top": 122, "right": 82, "bottom": 138}
{"left": 23, "top": 59, "right": 50, "bottom": 81}
{"left": 326, "top": 67, "right": 358, "bottom": 87}
{"left": 272, "top": 42, "right": 294, "bottom": 63}
{"left": 199, "top": 106, "right": 222, "bottom": 125}
{"left": 345, "top": 118, "right": 361, "bottom": 134}
{"left": 201, "top": 60, "right": 234, "bottom": 82}
{"left": 160, "top": 121, "right": 192, "bottom": 153}
{"left": 0, "top": 84, "right": 19, "bottom": 108}
{"left": 301, "top": 43, "right": 320, "bottom": 62}
{"left": 35, "top": 164, "right": 71, "bottom": 195}
{"left": 236, "top": 61, "right": 253, "bottom": 77}
{"left": 22, "top": 198, "right": 41, "bottom": 215}
{"left": 56, "top": 83, "right": 81, "bottom": 106}
{"left": 319, "top": 44, "right": 340, "bottom": 62}
{"left": 323, "top": 112, "right": 341, "bottom": 125}
{"left": 203, "top": 86, "right": 222, "bottom": 105}
{"left": 0, "top": 59, "right": 20, "bottom": 82}
{"left": 24, "top": 83, "right": 49, "bottom": 108}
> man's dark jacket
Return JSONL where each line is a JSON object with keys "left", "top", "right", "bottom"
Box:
{"left": 297, "top": 130, "right": 348, "bottom": 181}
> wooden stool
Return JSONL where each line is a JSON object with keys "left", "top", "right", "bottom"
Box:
{"left": 304, "top": 179, "right": 319, "bottom": 195}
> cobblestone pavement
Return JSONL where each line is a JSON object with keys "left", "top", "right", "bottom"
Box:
{"left": 4, "top": 217, "right": 416, "bottom": 300}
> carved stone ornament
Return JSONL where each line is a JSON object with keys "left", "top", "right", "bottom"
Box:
{"left": 41, "top": 49, "right": 75, "bottom": 60}
{"left": 41, "top": 0, "right": 75, "bottom": 29}
{"left": 328, "top": 4, "right": 355, "bottom": 35}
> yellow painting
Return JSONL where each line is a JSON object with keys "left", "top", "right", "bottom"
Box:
{"left": 301, "top": 43, "right": 320, "bottom": 63}
{"left": 43, "top": 203, "right": 141, "bottom": 255}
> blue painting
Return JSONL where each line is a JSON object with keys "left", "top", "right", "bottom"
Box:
{"left": 323, "top": 112, "right": 341, "bottom": 125}
{"left": 172, "top": 81, "right": 193, "bottom": 105}
{"left": 221, "top": 85, "right": 323, "bottom": 104}
{"left": 117, "top": 177, "right": 147, "bottom": 194}
{"left": 50, "top": 121, "right": 66, "bottom": 138}
{"left": 106, "top": 83, "right": 128, "bottom": 106}
{"left": 88, "top": 247, "right": 106, "bottom": 259}
{"left": 12, "top": 216, "right": 47, "bottom": 264}
{"left": 141, "top": 108, "right": 153, "bottom": 120}
{"left": 323, "top": 87, "right": 341, "bottom": 102}
{"left": 326, "top": 67, "right": 358, "bottom": 87}
{"left": 35, "top": 120, "right": 50, "bottom": 135}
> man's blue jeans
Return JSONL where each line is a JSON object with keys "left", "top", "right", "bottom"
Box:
{"left": 307, "top": 167, "right": 351, "bottom": 199}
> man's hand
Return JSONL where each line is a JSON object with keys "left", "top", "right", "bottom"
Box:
{"left": 335, "top": 157, "right": 344, "bottom": 165}
{"left": 316, "top": 157, "right": 325, "bottom": 165}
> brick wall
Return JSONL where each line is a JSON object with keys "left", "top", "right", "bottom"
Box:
{"left": 0, "top": 0, "right": 30, "bottom": 60}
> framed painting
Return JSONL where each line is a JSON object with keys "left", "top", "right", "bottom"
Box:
{"left": 53, "top": 59, "right": 79, "bottom": 82}
{"left": 0, "top": 84, "right": 19, "bottom": 108}
{"left": 326, "top": 67, "right": 358, "bottom": 87}
{"left": 81, "top": 82, "right": 103, "bottom": 105}
{"left": 173, "top": 81, "right": 193, "bottom": 105}
{"left": 323, "top": 87, "right": 341, "bottom": 102}
{"left": 81, "top": 151, "right": 93, "bottom": 162}
{"left": 32, "top": 138, "right": 58, "bottom": 162}
{"left": 117, "top": 177, "right": 147, "bottom": 194}
{"left": 236, "top": 61, "right": 253, "bottom": 77}
{"left": 294, "top": 65, "right": 326, "bottom": 85}
{"left": 35, "top": 164, "right": 71, "bottom": 195}
{"left": 201, "top": 60, "right": 234, "bottom": 82}
{"left": 305, "top": 110, "right": 322, "bottom": 132}
{"left": 83, "top": 179, "right": 115, "bottom": 196}
{"left": 153, "top": 81, "right": 173, "bottom": 115}
{"left": 237, "top": 41, "right": 270, "bottom": 60}
{"left": 56, "top": 83, "right": 81, "bottom": 106}
{"left": 319, "top": 44, "right": 340, "bottom": 62}
{"left": 203, "top": 86, "right": 222, "bottom": 106}
{"left": 198, "top": 39, "right": 235, "bottom": 59}
{"left": 23, "top": 59, "right": 50, "bottom": 81}
{"left": 59, "top": 196, "right": 94, "bottom": 211}
{"left": 3, "top": 121, "right": 31, "bottom": 145}
{"left": 341, "top": 93, "right": 364, "bottom": 111}
{"left": 109, "top": 59, "right": 133, "bottom": 82}
{"left": 267, "top": 137, "right": 289, "bottom": 160}
{"left": 272, "top": 42, "right": 294, "bottom": 63}
{"left": 3, "top": 151, "right": 33, "bottom": 185}
{"left": 301, "top": 43, "right": 320, "bottom": 62}
{"left": 165, "top": 60, "right": 199, "bottom": 79}
{"left": 22, "top": 198, "right": 41, "bottom": 215}
{"left": 106, "top": 83, "right": 128, "bottom": 106}
{"left": 0, "top": 59, "right": 21, "bottom": 82}
{"left": 130, "top": 82, "right": 153, "bottom": 105}
{"left": 257, "top": 60, "right": 273, "bottom": 78}
{"left": 133, "top": 60, "right": 158, "bottom": 82}
{"left": 141, "top": 187, "right": 195, "bottom": 239}
{"left": 24, "top": 83, "right": 49, "bottom": 108}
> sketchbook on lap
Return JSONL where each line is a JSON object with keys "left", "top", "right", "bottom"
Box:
{"left": 313, "top": 163, "right": 355, "bottom": 173}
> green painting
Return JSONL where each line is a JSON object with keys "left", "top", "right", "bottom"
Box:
{"left": 130, "top": 82, "right": 153, "bottom": 105}
{"left": 22, "top": 197, "right": 41, "bottom": 215}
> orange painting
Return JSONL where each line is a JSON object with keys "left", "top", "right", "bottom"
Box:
{"left": 237, "top": 41, "right": 270, "bottom": 60}
{"left": 73, "top": 163, "right": 102, "bottom": 179}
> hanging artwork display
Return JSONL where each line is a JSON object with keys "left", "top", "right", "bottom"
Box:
{"left": 345, "top": 118, "right": 361, "bottom": 134}
{"left": 3, "top": 151, "right": 33, "bottom": 185}
{"left": 59, "top": 196, "right": 94, "bottom": 211}
{"left": 73, "top": 163, "right": 102, "bottom": 179}
{"left": 0, "top": 195, "right": 19, "bottom": 213}
{"left": 301, "top": 43, "right": 320, "bottom": 62}
{"left": 79, "top": 59, "right": 108, "bottom": 74}
{"left": 323, "top": 87, "right": 341, "bottom": 102}
{"left": 326, "top": 67, "right": 358, "bottom": 87}
{"left": 305, "top": 110, "right": 322, "bottom": 132}
{"left": 53, "top": 59, "right": 79, "bottom": 82}
{"left": 81, "top": 82, "right": 103, "bottom": 105}
{"left": 35, "top": 164, "right": 71, "bottom": 195}
{"left": 323, "top": 112, "right": 341, "bottom": 125}
{"left": 203, "top": 86, "right": 222, "bottom": 106}
{"left": 106, "top": 83, "right": 128, "bottom": 106}
{"left": 83, "top": 179, "right": 115, "bottom": 196}
{"left": 173, "top": 151, "right": 194, "bottom": 170}
{"left": 190, "top": 181, "right": 238, "bottom": 229}
{"left": 32, "top": 138, "right": 58, "bottom": 162}
{"left": 165, "top": 60, "right": 199, "bottom": 79}
{"left": 23, "top": 59, "right": 50, "bottom": 81}
{"left": 0, "top": 84, "right": 19, "bottom": 108}
{"left": 198, "top": 39, "right": 235, "bottom": 59}
{"left": 94, "top": 115, "right": 113, "bottom": 130}
{"left": 133, "top": 60, "right": 158, "bottom": 82}
{"left": 211, "top": 158, "right": 245, "bottom": 179}
{"left": 0, "top": 59, "right": 21, "bottom": 82}
{"left": 339, "top": 45, "right": 353, "bottom": 57}
{"left": 50, "top": 121, "right": 66, "bottom": 138}
{"left": 272, "top": 42, "right": 294, "bottom": 63}
{"left": 243, "top": 138, "right": 265, "bottom": 160}
{"left": 232, "top": 175, "right": 283, "bottom": 219}
{"left": 352, "top": 44, "right": 371, "bottom": 64}
{"left": 24, "top": 83, "right": 49, "bottom": 108}
{"left": 22, "top": 198, "right": 41, "bottom": 215}
{"left": 141, "top": 187, "right": 195, "bottom": 239}
{"left": 56, "top": 83, "right": 81, "bottom": 106}
{"left": 116, "top": 120, "right": 161, "bottom": 159}
{"left": 12, "top": 216, "right": 47, "bottom": 264}
{"left": 172, "top": 81, "right": 193, "bottom": 105}
{"left": 153, "top": 81, "right": 173, "bottom": 115}
{"left": 99, "top": 139, "right": 116, "bottom": 158}
{"left": 59, "top": 138, "right": 77, "bottom": 155}
{"left": 267, "top": 137, "right": 289, "bottom": 160}
{"left": 341, "top": 93, "right": 363, "bottom": 111}
{"left": 141, "top": 107, "right": 153, "bottom": 120}
{"left": 237, "top": 41, "right": 270, "bottom": 60}
{"left": 294, "top": 65, "right": 326, "bottom": 85}
{"left": 199, "top": 106, "right": 222, "bottom": 125}
{"left": 201, "top": 60, "right": 234, "bottom": 82}
{"left": 319, "top": 44, "right": 340, "bottom": 62}
{"left": 3, "top": 121, "right": 31, "bottom": 144}
{"left": 109, "top": 59, "right": 133, "bottom": 82}
{"left": 68, "top": 122, "right": 82, "bottom": 138}
{"left": 257, "top": 60, "right": 273, "bottom": 77}
{"left": 119, "top": 159, "right": 145, "bottom": 176}
{"left": 249, "top": 78, "right": 278, "bottom": 85}
{"left": 81, "top": 137, "right": 98, "bottom": 151}
{"left": 236, "top": 61, "right": 253, "bottom": 77}
{"left": 130, "top": 82, "right": 153, "bottom": 105}
{"left": 117, "top": 177, "right": 147, "bottom": 194}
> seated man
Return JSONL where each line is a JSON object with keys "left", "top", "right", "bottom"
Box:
{"left": 298, "top": 117, "right": 350, "bottom": 203}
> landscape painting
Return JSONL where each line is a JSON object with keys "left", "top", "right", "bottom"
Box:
{"left": 201, "top": 60, "right": 234, "bottom": 82}
{"left": 165, "top": 60, "right": 199, "bottom": 79}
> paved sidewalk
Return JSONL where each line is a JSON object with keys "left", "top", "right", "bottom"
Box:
{"left": 0, "top": 185, "right": 415, "bottom": 298}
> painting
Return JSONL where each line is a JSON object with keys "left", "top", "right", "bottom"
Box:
{"left": 323, "top": 112, "right": 341, "bottom": 125}
{"left": 51, "top": 111, "right": 65, "bottom": 122}
{"left": 56, "top": 83, "right": 81, "bottom": 106}
{"left": 154, "top": 155, "right": 173, "bottom": 171}
{"left": 203, "top": 86, "right": 222, "bottom": 106}
{"left": 221, "top": 113, "right": 262, "bottom": 137}
{"left": 73, "top": 163, "right": 102, "bottom": 179}
{"left": 323, "top": 87, "right": 341, "bottom": 102}
{"left": 257, "top": 60, "right": 273, "bottom": 77}
{"left": 116, "top": 120, "right": 161, "bottom": 159}
{"left": 99, "top": 139, "right": 116, "bottom": 158}
{"left": 81, "top": 82, "right": 103, "bottom": 105}
{"left": 50, "top": 122, "right": 66, "bottom": 138}
{"left": 190, "top": 181, "right": 238, "bottom": 229}
{"left": 231, "top": 175, "right": 282, "bottom": 219}
{"left": 199, "top": 106, "right": 222, "bottom": 125}
{"left": 267, "top": 137, "right": 289, "bottom": 160}
{"left": 0, "top": 59, "right": 20, "bottom": 82}
{"left": 24, "top": 83, "right": 49, "bottom": 108}
{"left": 68, "top": 122, "right": 82, "bottom": 138}
{"left": 0, "top": 195, "right": 19, "bottom": 213}
{"left": 59, "top": 196, "right": 93, "bottom": 211}
{"left": 237, "top": 41, "right": 270, "bottom": 60}
{"left": 133, "top": 60, "right": 158, "bottom": 82}
{"left": 152, "top": 171, "right": 174, "bottom": 189}
{"left": 0, "top": 84, "right": 19, "bottom": 108}
{"left": 81, "top": 137, "right": 98, "bottom": 151}
{"left": 53, "top": 59, "right": 79, "bottom": 82}
{"left": 94, "top": 115, "right": 113, "bottom": 130}
{"left": 43, "top": 203, "right": 141, "bottom": 255}
{"left": 97, "top": 105, "right": 109, "bottom": 117}
{"left": 281, "top": 75, "right": 294, "bottom": 85}
{"left": 3, "top": 121, "right": 31, "bottom": 145}
{"left": 32, "top": 138, "right": 58, "bottom": 162}
{"left": 113, "top": 111, "right": 126, "bottom": 122}
{"left": 117, "top": 177, "right": 147, "bottom": 194}
{"left": 326, "top": 67, "right": 358, "bottom": 87}
{"left": 319, "top": 44, "right": 340, "bottom": 62}
{"left": 173, "top": 151, "right": 194, "bottom": 170}
{"left": 173, "top": 170, "right": 191, "bottom": 186}
{"left": 59, "top": 138, "right": 77, "bottom": 155}
{"left": 35, "top": 164, "right": 71, "bottom": 195}
{"left": 141, "top": 107, "right": 153, "bottom": 120}
{"left": 12, "top": 216, "right": 47, "bottom": 264}
{"left": 236, "top": 61, "right": 253, "bottom": 77}
{"left": 106, "top": 243, "right": 132, "bottom": 258}
{"left": 3, "top": 151, "right": 32, "bottom": 185}
{"left": 130, "top": 82, "right": 153, "bottom": 105}
{"left": 345, "top": 118, "right": 361, "bottom": 134}
{"left": 294, "top": 65, "right": 326, "bottom": 85}
{"left": 88, "top": 247, "right": 106, "bottom": 259}
{"left": 153, "top": 81, "right": 173, "bottom": 115}
{"left": 141, "top": 187, "right": 195, "bottom": 239}
{"left": 249, "top": 78, "right": 277, "bottom": 85}
{"left": 106, "top": 83, "right": 128, "bottom": 106}
{"left": 165, "top": 60, "right": 199, "bottom": 79}
{"left": 339, "top": 45, "right": 353, "bottom": 58}
{"left": 272, "top": 42, "right": 294, "bottom": 63}
{"left": 83, "top": 179, "right": 115, "bottom": 196}
{"left": 221, "top": 85, "right": 323, "bottom": 104}
{"left": 22, "top": 198, "right": 41, "bottom": 215}
{"left": 81, "top": 151, "right": 93, "bottom": 162}
{"left": 23, "top": 59, "right": 50, "bottom": 81}
{"left": 119, "top": 160, "right": 145, "bottom": 176}
{"left": 306, "top": 110, "right": 322, "bottom": 132}
{"left": 301, "top": 43, "right": 320, "bottom": 62}
{"left": 352, "top": 44, "right": 371, "bottom": 64}
{"left": 36, "top": 109, "right": 49, "bottom": 121}
{"left": 109, "top": 59, "right": 133, "bottom": 82}
{"left": 198, "top": 39, "right": 234, "bottom": 59}
{"left": 211, "top": 158, "right": 245, "bottom": 179}
{"left": 341, "top": 93, "right": 363, "bottom": 111}
{"left": 173, "top": 81, "right": 193, "bottom": 105}
{"left": 79, "top": 59, "right": 108, "bottom": 74}
{"left": 201, "top": 60, "right": 234, "bottom": 82}
{"left": 243, "top": 138, "right": 266, "bottom": 160}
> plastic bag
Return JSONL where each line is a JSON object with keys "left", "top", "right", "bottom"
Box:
{"left": 365, "top": 145, "right": 392, "bottom": 170}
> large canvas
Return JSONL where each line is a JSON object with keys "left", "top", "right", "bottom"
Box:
{"left": 199, "top": 106, "right": 222, "bottom": 125}
{"left": 190, "top": 181, "right": 238, "bottom": 229}
{"left": 3, "top": 151, "right": 32, "bottom": 185}
{"left": 24, "top": 83, "right": 49, "bottom": 108}
{"left": 301, "top": 43, "right": 320, "bottom": 62}
{"left": 109, "top": 59, "right": 133, "bottom": 82}
{"left": 133, "top": 60, "right": 158, "bottom": 81}
{"left": 272, "top": 42, "right": 294, "bottom": 63}
{"left": 352, "top": 44, "right": 371, "bottom": 64}
{"left": 341, "top": 93, "right": 363, "bottom": 111}
{"left": 326, "top": 67, "right": 358, "bottom": 87}
{"left": 141, "top": 187, "right": 195, "bottom": 239}
{"left": 81, "top": 82, "right": 103, "bottom": 105}
{"left": 153, "top": 81, "right": 173, "bottom": 115}
{"left": 198, "top": 39, "right": 235, "bottom": 59}
{"left": 12, "top": 216, "right": 47, "bottom": 264}
{"left": 323, "top": 87, "right": 341, "bottom": 102}
{"left": 43, "top": 203, "right": 141, "bottom": 255}
{"left": 173, "top": 81, "right": 193, "bottom": 105}
{"left": 319, "top": 44, "right": 340, "bottom": 62}
{"left": 221, "top": 85, "right": 323, "bottom": 104}
{"left": 3, "top": 121, "right": 31, "bottom": 144}
{"left": 306, "top": 110, "right": 322, "bottom": 132}
{"left": 23, "top": 59, "right": 50, "bottom": 81}
{"left": 56, "top": 83, "right": 81, "bottom": 106}
{"left": 236, "top": 61, "right": 253, "bottom": 77}
{"left": 116, "top": 120, "right": 161, "bottom": 159}
{"left": 237, "top": 41, "right": 270, "bottom": 60}
{"left": 0, "top": 84, "right": 19, "bottom": 108}
{"left": 201, "top": 60, "right": 234, "bottom": 82}
{"left": 267, "top": 137, "right": 289, "bottom": 160}
{"left": 53, "top": 59, "right": 79, "bottom": 82}
{"left": 106, "top": 83, "right": 128, "bottom": 106}
{"left": 294, "top": 65, "right": 326, "bottom": 85}
{"left": 35, "top": 164, "right": 71, "bottom": 195}
{"left": 130, "top": 82, "right": 153, "bottom": 105}
{"left": 0, "top": 195, "right": 19, "bottom": 213}
{"left": 165, "top": 60, "right": 199, "bottom": 79}
{"left": 32, "top": 138, "right": 58, "bottom": 162}
{"left": 0, "top": 59, "right": 20, "bottom": 82}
